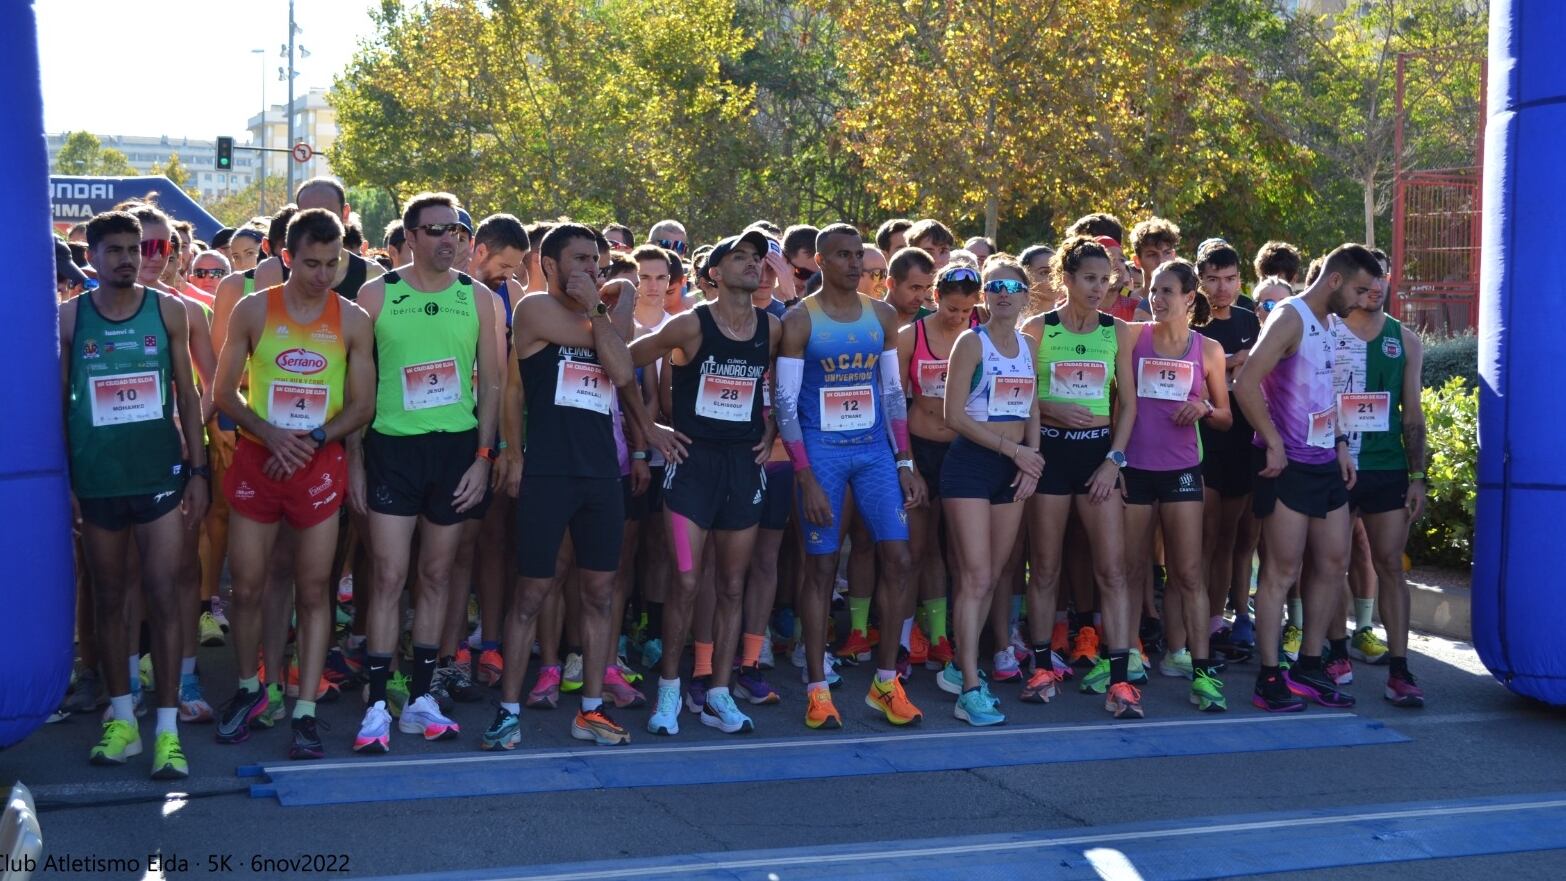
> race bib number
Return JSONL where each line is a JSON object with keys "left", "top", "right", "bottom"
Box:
{"left": 1137, "top": 357, "right": 1194, "bottom": 402}
{"left": 988, "top": 376, "right": 1035, "bottom": 418}
{"left": 402, "top": 358, "right": 460, "bottom": 411}
{"left": 1307, "top": 406, "right": 1337, "bottom": 449}
{"left": 820, "top": 386, "right": 874, "bottom": 432}
{"left": 555, "top": 360, "right": 611, "bottom": 414}
{"left": 918, "top": 360, "right": 949, "bottom": 399}
{"left": 268, "top": 381, "right": 328, "bottom": 430}
{"left": 1050, "top": 360, "right": 1107, "bottom": 400}
{"left": 1338, "top": 391, "right": 1390, "bottom": 434}
{"left": 696, "top": 374, "right": 757, "bottom": 422}
{"left": 89, "top": 371, "right": 162, "bottom": 427}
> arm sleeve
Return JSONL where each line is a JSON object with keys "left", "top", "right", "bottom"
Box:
{"left": 774, "top": 356, "right": 809, "bottom": 470}
{"left": 879, "top": 348, "right": 910, "bottom": 454}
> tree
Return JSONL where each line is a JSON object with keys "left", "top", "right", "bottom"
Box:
{"left": 347, "top": 185, "right": 399, "bottom": 246}
{"left": 150, "top": 152, "right": 190, "bottom": 188}
{"left": 205, "top": 178, "right": 289, "bottom": 227}
{"left": 53, "top": 131, "right": 137, "bottom": 176}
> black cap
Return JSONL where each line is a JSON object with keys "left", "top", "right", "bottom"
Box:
{"left": 54, "top": 238, "right": 87, "bottom": 287}
{"left": 702, "top": 229, "right": 770, "bottom": 283}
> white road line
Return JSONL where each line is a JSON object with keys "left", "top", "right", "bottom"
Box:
{"left": 1084, "top": 848, "right": 1146, "bottom": 881}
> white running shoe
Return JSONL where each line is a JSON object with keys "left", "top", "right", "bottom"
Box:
{"left": 398, "top": 693, "right": 460, "bottom": 741}
{"left": 647, "top": 682, "right": 680, "bottom": 736}
{"left": 353, "top": 701, "right": 392, "bottom": 753}
{"left": 700, "top": 688, "right": 754, "bottom": 734}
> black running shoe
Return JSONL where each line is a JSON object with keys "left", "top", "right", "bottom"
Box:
{"left": 288, "top": 715, "right": 327, "bottom": 760}
{"left": 215, "top": 687, "right": 267, "bottom": 744}
{"left": 1285, "top": 666, "right": 1356, "bottom": 708}
{"left": 1251, "top": 671, "right": 1305, "bottom": 713}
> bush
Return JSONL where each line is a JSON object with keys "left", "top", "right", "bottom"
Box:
{"left": 1421, "top": 331, "right": 1478, "bottom": 389}
{"left": 1408, "top": 377, "right": 1477, "bottom": 568}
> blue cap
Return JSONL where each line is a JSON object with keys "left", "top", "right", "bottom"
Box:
{"left": 456, "top": 208, "right": 474, "bottom": 234}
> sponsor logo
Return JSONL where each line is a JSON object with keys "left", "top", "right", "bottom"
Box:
{"left": 424, "top": 302, "right": 440, "bottom": 316}
{"left": 234, "top": 482, "right": 256, "bottom": 501}
{"left": 1074, "top": 344, "right": 1087, "bottom": 355}
{"left": 274, "top": 324, "right": 289, "bottom": 336}
{"left": 308, "top": 472, "right": 334, "bottom": 498}
{"left": 275, "top": 348, "right": 328, "bottom": 375}
{"left": 753, "top": 489, "right": 763, "bottom": 505}
{"left": 142, "top": 334, "right": 158, "bottom": 355}
{"left": 392, "top": 294, "right": 410, "bottom": 305}
{"left": 1179, "top": 471, "right": 1194, "bottom": 489}
{"left": 153, "top": 490, "right": 176, "bottom": 503}
{"left": 82, "top": 339, "right": 99, "bottom": 358}
{"left": 1382, "top": 337, "right": 1403, "bottom": 359}
{"left": 311, "top": 491, "right": 339, "bottom": 509}
{"left": 102, "top": 342, "right": 115, "bottom": 354}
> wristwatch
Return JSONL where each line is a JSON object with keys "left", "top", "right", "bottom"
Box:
{"left": 1105, "top": 450, "right": 1127, "bottom": 469}
{"left": 896, "top": 458, "right": 916, "bottom": 472}
{"left": 593, "top": 301, "right": 609, "bottom": 317}
{"left": 1409, "top": 471, "right": 1427, "bottom": 481}
{"left": 631, "top": 450, "right": 649, "bottom": 461}
{"left": 309, "top": 427, "right": 327, "bottom": 448}
{"left": 189, "top": 463, "right": 211, "bottom": 480}
{"left": 476, "top": 447, "right": 498, "bottom": 462}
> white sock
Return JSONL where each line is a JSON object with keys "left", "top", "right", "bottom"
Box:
{"left": 658, "top": 677, "right": 680, "bottom": 690}
{"left": 180, "top": 656, "right": 197, "bottom": 678}
{"left": 501, "top": 701, "right": 520, "bottom": 715}
{"left": 876, "top": 668, "right": 896, "bottom": 682}
{"left": 1354, "top": 598, "right": 1376, "bottom": 631}
{"left": 580, "top": 696, "right": 603, "bottom": 712}
{"left": 110, "top": 693, "right": 136, "bottom": 722}
{"left": 900, "top": 617, "right": 913, "bottom": 649}
{"left": 155, "top": 707, "right": 177, "bottom": 736}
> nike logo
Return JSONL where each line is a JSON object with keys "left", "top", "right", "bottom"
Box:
{"left": 752, "top": 340, "right": 765, "bottom": 348}
{"left": 1240, "top": 338, "right": 1254, "bottom": 344}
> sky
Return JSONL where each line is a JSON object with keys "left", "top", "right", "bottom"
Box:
{"left": 37, "top": 0, "right": 384, "bottom": 143}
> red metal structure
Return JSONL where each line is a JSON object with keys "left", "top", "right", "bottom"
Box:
{"left": 1390, "top": 52, "right": 1487, "bottom": 336}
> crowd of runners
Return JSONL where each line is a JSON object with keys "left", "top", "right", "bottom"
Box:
{"left": 51, "top": 181, "right": 1430, "bottom": 781}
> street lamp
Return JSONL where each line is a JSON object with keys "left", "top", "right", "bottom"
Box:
{"left": 252, "top": 47, "right": 266, "bottom": 214}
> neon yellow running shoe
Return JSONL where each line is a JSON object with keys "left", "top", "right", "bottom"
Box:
{"left": 150, "top": 731, "right": 189, "bottom": 780}
{"left": 88, "top": 719, "right": 142, "bottom": 765}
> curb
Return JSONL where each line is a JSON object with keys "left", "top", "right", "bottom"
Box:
{"left": 1407, "top": 575, "right": 1471, "bottom": 642}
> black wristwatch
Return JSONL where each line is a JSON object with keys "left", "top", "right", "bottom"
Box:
{"left": 593, "top": 301, "right": 609, "bottom": 317}
{"left": 310, "top": 427, "right": 328, "bottom": 448}
{"left": 189, "top": 463, "right": 211, "bottom": 480}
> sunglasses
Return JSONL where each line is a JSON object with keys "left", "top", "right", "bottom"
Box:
{"left": 940, "top": 266, "right": 980, "bottom": 285}
{"left": 140, "top": 239, "right": 172, "bottom": 259}
{"left": 983, "top": 278, "right": 1029, "bottom": 296}
{"left": 1260, "top": 299, "right": 1278, "bottom": 312}
{"left": 190, "top": 268, "right": 228, "bottom": 279}
{"left": 656, "top": 238, "right": 688, "bottom": 255}
{"left": 864, "top": 268, "right": 887, "bottom": 282}
{"left": 793, "top": 265, "right": 815, "bottom": 282}
{"left": 608, "top": 239, "right": 633, "bottom": 251}
{"left": 414, "top": 223, "right": 463, "bottom": 238}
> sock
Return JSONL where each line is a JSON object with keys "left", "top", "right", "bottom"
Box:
{"left": 155, "top": 707, "right": 177, "bottom": 736}
{"left": 876, "top": 668, "right": 896, "bottom": 682}
{"left": 367, "top": 653, "right": 393, "bottom": 704}
{"left": 1193, "top": 657, "right": 1215, "bottom": 677}
{"left": 268, "top": 682, "right": 282, "bottom": 701}
{"left": 239, "top": 674, "right": 261, "bottom": 693}
{"left": 646, "top": 601, "right": 664, "bottom": 635}
{"left": 180, "top": 656, "right": 197, "bottom": 678}
{"left": 1092, "top": 612, "right": 1103, "bottom": 629}
{"left": 1298, "top": 654, "right": 1323, "bottom": 671}
{"left": 129, "top": 654, "right": 140, "bottom": 689}
{"left": 110, "top": 693, "right": 135, "bottom": 722}
{"left": 1109, "top": 649, "right": 1130, "bottom": 685}
{"left": 294, "top": 700, "right": 316, "bottom": 719}
{"left": 581, "top": 696, "right": 603, "bottom": 712}
{"left": 1259, "top": 665, "right": 1285, "bottom": 691}
{"left": 1389, "top": 655, "right": 1409, "bottom": 676}
{"left": 411, "top": 644, "right": 438, "bottom": 698}
{"left": 741, "top": 633, "right": 765, "bottom": 668}
{"left": 1010, "top": 594, "right": 1023, "bottom": 627}
{"left": 848, "top": 595, "right": 871, "bottom": 634}
{"left": 1329, "top": 637, "right": 1349, "bottom": 661}
{"left": 1209, "top": 615, "right": 1225, "bottom": 635}
{"left": 209, "top": 597, "right": 222, "bottom": 613}
{"left": 1032, "top": 642, "right": 1051, "bottom": 667}
{"left": 501, "top": 701, "right": 520, "bottom": 715}
{"left": 658, "top": 677, "right": 680, "bottom": 690}
{"left": 923, "top": 598, "right": 949, "bottom": 641}
{"left": 694, "top": 641, "right": 714, "bottom": 678}
{"left": 481, "top": 640, "right": 501, "bottom": 653}
{"left": 1288, "top": 598, "right": 1304, "bottom": 628}
{"left": 807, "top": 680, "right": 828, "bottom": 694}
{"left": 899, "top": 616, "right": 913, "bottom": 649}
{"left": 1354, "top": 598, "right": 1376, "bottom": 631}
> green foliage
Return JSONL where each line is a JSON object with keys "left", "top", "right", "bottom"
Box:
{"left": 150, "top": 153, "right": 189, "bottom": 188}
{"left": 204, "top": 178, "right": 290, "bottom": 227}
{"left": 1421, "top": 331, "right": 1478, "bottom": 389}
{"left": 54, "top": 131, "right": 137, "bottom": 176}
{"left": 1409, "top": 377, "right": 1477, "bottom": 568}
{"left": 347, "top": 186, "right": 399, "bottom": 247}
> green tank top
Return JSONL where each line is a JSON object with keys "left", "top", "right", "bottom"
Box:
{"left": 372, "top": 270, "right": 480, "bottom": 436}
{"left": 242, "top": 269, "right": 255, "bottom": 297}
{"left": 1035, "top": 311, "right": 1117, "bottom": 418}
{"left": 67, "top": 288, "right": 185, "bottom": 498}
{"left": 1334, "top": 314, "right": 1407, "bottom": 471}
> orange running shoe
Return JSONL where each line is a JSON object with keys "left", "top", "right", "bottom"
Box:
{"left": 455, "top": 645, "right": 472, "bottom": 674}
{"left": 1051, "top": 619, "right": 1069, "bottom": 653}
{"left": 925, "top": 636, "right": 954, "bottom": 670}
{"left": 476, "top": 649, "right": 503, "bottom": 687}
{"left": 805, "top": 688, "right": 843, "bottom": 729}
{"left": 1070, "top": 626, "right": 1101, "bottom": 668}
{"left": 1105, "top": 681, "right": 1144, "bottom": 719}
{"left": 865, "top": 675, "right": 923, "bottom": 725}
{"left": 571, "top": 708, "right": 631, "bottom": 745}
{"left": 1020, "top": 667, "right": 1060, "bottom": 703}
{"left": 834, "top": 629, "right": 874, "bottom": 664}
{"left": 908, "top": 624, "right": 930, "bottom": 666}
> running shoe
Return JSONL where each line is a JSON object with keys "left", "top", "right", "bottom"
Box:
{"left": 1070, "top": 626, "right": 1101, "bottom": 668}
{"left": 336, "top": 574, "right": 354, "bottom": 605}
{"left": 1281, "top": 624, "right": 1303, "bottom": 662}
{"left": 426, "top": 667, "right": 455, "bottom": 712}
{"left": 908, "top": 624, "right": 930, "bottom": 666}
{"left": 399, "top": 693, "right": 461, "bottom": 740}
{"left": 1019, "top": 667, "right": 1060, "bottom": 704}
{"left": 1129, "top": 649, "right": 1149, "bottom": 685}
{"left": 734, "top": 666, "right": 780, "bottom": 705}
{"left": 527, "top": 665, "right": 562, "bottom": 709}
{"left": 211, "top": 595, "right": 230, "bottom": 632}
{"left": 1251, "top": 671, "right": 1304, "bottom": 713}
{"left": 1105, "top": 682, "right": 1144, "bottom": 719}
{"left": 648, "top": 682, "right": 681, "bottom": 735}
{"left": 937, "top": 661, "right": 964, "bottom": 696}
{"left": 215, "top": 686, "right": 267, "bottom": 744}
{"left": 288, "top": 716, "right": 327, "bottom": 760}
{"left": 254, "top": 682, "right": 286, "bottom": 728}
{"left": 1043, "top": 648, "right": 1074, "bottom": 682}
{"left": 602, "top": 665, "right": 646, "bottom": 709}
{"left": 139, "top": 654, "right": 154, "bottom": 690}
{"left": 1350, "top": 627, "right": 1389, "bottom": 664}
{"left": 1191, "top": 669, "right": 1227, "bottom": 712}
{"left": 1385, "top": 668, "right": 1425, "bottom": 708}
{"left": 954, "top": 687, "right": 1005, "bottom": 727}
{"left": 1051, "top": 619, "right": 1069, "bottom": 653}
{"left": 684, "top": 677, "right": 709, "bottom": 714}
{"left": 150, "top": 731, "right": 189, "bottom": 780}
{"left": 992, "top": 648, "right": 1021, "bottom": 682}
{"left": 617, "top": 656, "right": 644, "bottom": 685}
{"left": 925, "top": 636, "right": 954, "bottom": 670}
{"left": 1079, "top": 657, "right": 1110, "bottom": 695}
{"left": 178, "top": 673, "right": 213, "bottom": 724}
{"left": 804, "top": 688, "right": 842, "bottom": 730}
{"left": 1009, "top": 626, "right": 1031, "bottom": 667}
{"left": 640, "top": 638, "right": 663, "bottom": 670}
{"left": 701, "top": 689, "right": 755, "bottom": 733}
{"left": 477, "top": 649, "right": 504, "bottom": 687}
{"left": 1211, "top": 627, "right": 1253, "bottom": 663}
{"left": 979, "top": 679, "right": 1001, "bottom": 710}
{"left": 199, "top": 612, "right": 225, "bottom": 647}
{"left": 1326, "top": 656, "right": 1355, "bottom": 687}
{"left": 455, "top": 645, "right": 473, "bottom": 675}
{"left": 62, "top": 668, "right": 106, "bottom": 716}
{"left": 834, "top": 629, "right": 874, "bottom": 664}
{"left": 441, "top": 663, "right": 484, "bottom": 703}
{"left": 324, "top": 647, "right": 361, "bottom": 689}
{"left": 385, "top": 672, "right": 410, "bottom": 718}
{"left": 1230, "top": 615, "right": 1256, "bottom": 649}
{"left": 354, "top": 701, "right": 392, "bottom": 753}
{"left": 1160, "top": 648, "right": 1193, "bottom": 679}
{"left": 1139, "top": 617, "right": 1166, "bottom": 657}
{"left": 482, "top": 707, "right": 521, "bottom": 750}
{"left": 1286, "top": 667, "right": 1355, "bottom": 708}
{"left": 89, "top": 719, "right": 142, "bottom": 765}
{"left": 572, "top": 708, "right": 631, "bottom": 745}
{"left": 467, "top": 623, "right": 483, "bottom": 651}
{"left": 757, "top": 636, "right": 776, "bottom": 670}
{"left": 866, "top": 675, "right": 922, "bottom": 725}
{"left": 801, "top": 653, "right": 842, "bottom": 688}
{"left": 561, "top": 652, "right": 584, "bottom": 693}
{"left": 790, "top": 641, "right": 807, "bottom": 669}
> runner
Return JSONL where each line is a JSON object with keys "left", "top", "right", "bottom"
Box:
{"left": 1120, "top": 260, "right": 1233, "bottom": 712}
{"left": 1020, "top": 236, "right": 1140, "bottom": 718}
{"left": 211, "top": 209, "right": 375, "bottom": 758}
{"left": 1254, "top": 240, "right": 1303, "bottom": 288}
{"left": 252, "top": 179, "right": 383, "bottom": 301}
{"left": 885, "top": 247, "right": 937, "bottom": 322}
{"left": 939, "top": 258, "right": 1042, "bottom": 726}
{"left": 487, "top": 223, "right": 681, "bottom": 750}
{"left": 1232, "top": 243, "right": 1385, "bottom": 712}
{"left": 775, "top": 223, "right": 926, "bottom": 730}
{"left": 350, "top": 192, "right": 503, "bottom": 751}
{"left": 906, "top": 220, "right": 955, "bottom": 271}
{"left": 875, "top": 218, "right": 913, "bottom": 255}
{"left": 1331, "top": 263, "right": 1427, "bottom": 707}
{"left": 63, "top": 210, "right": 210, "bottom": 779}
{"left": 632, "top": 230, "right": 780, "bottom": 735}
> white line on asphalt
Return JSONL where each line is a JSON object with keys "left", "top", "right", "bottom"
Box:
{"left": 1085, "top": 848, "right": 1146, "bottom": 881}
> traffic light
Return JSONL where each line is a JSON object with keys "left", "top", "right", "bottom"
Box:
{"left": 216, "top": 136, "right": 233, "bottom": 170}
